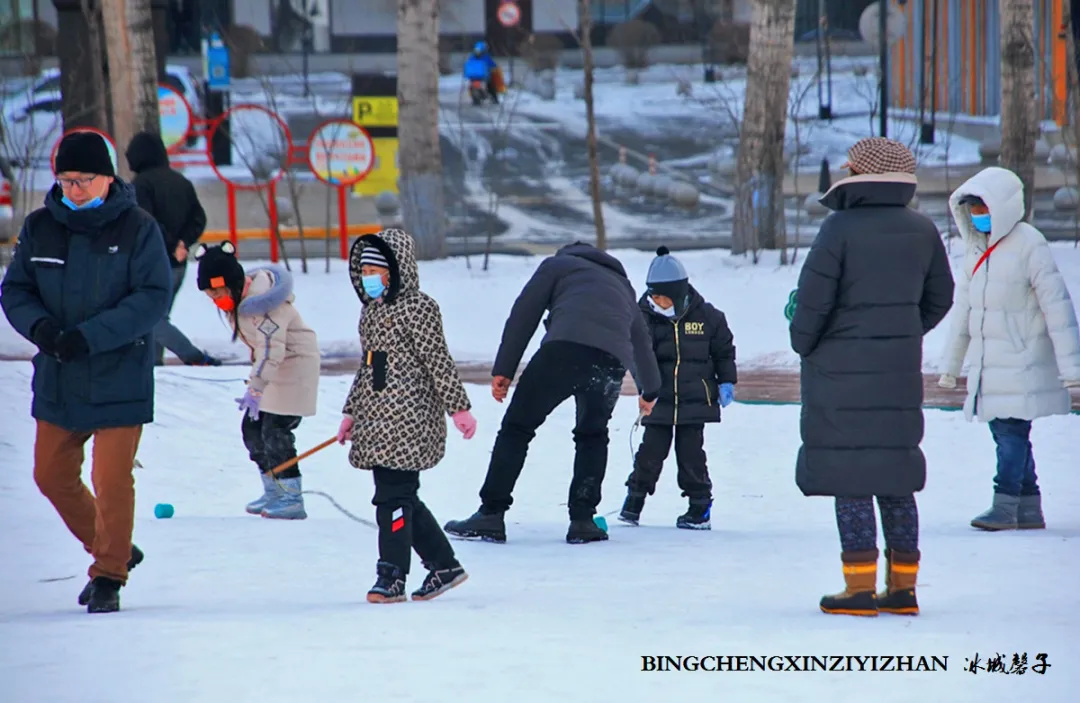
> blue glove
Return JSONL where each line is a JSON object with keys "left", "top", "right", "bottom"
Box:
{"left": 235, "top": 388, "right": 262, "bottom": 420}
{"left": 719, "top": 383, "right": 735, "bottom": 408}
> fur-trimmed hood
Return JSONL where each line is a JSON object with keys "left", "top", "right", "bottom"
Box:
{"left": 238, "top": 265, "right": 295, "bottom": 315}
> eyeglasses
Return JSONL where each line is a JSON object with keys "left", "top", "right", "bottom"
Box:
{"left": 56, "top": 175, "right": 98, "bottom": 189}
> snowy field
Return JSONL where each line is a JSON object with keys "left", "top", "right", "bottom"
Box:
{"left": 5, "top": 244, "right": 1080, "bottom": 373}
{"left": 0, "top": 363, "right": 1077, "bottom": 702}
{"left": 474, "top": 59, "right": 985, "bottom": 170}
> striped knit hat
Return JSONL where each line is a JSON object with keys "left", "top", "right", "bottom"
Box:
{"left": 359, "top": 245, "right": 389, "bottom": 269}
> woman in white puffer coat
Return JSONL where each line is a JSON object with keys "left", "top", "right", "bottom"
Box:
{"left": 939, "top": 167, "right": 1080, "bottom": 531}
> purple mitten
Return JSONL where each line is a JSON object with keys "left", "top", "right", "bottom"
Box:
{"left": 235, "top": 388, "right": 262, "bottom": 420}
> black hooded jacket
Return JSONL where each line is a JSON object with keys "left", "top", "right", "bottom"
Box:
{"left": 125, "top": 131, "right": 207, "bottom": 268}
{"left": 491, "top": 242, "right": 663, "bottom": 400}
{"left": 640, "top": 286, "right": 737, "bottom": 426}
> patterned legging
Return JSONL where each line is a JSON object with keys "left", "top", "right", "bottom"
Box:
{"left": 835, "top": 496, "right": 919, "bottom": 553}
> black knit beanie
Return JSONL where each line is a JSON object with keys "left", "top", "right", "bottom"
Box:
{"left": 54, "top": 131, "right": 115, "bottom": 176}
{"left": 193, "top": 242, "right": 246, "bottom": 295}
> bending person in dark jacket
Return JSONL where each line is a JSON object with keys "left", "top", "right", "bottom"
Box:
{"left": 1, "top": 132, "right": 171, "bottom": 614}
{"left": 125, "top": 131, "right": 218, "bottom": 366}
{"left": 619, "top": 247, "right": 737, "bottom": 530}
{"left": 789, "top": 137, "right": 954, "bottom": 618}
{"left": 444, "top": 242, "right": 663, "bottom": 544}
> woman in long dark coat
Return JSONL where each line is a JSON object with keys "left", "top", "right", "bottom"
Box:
{"left": 789, "top": 137, "right": 955, "bottom": 617}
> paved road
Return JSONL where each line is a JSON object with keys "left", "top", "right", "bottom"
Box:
{"left": 3, "top": 355, "right": 1076, "bottom": 411}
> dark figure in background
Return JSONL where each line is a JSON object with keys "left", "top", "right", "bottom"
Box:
{"left": 125, "top": 131, "right": 219, "bottom": 367}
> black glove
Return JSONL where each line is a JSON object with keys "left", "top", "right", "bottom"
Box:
{"left": 55, "top": 330, "right": 90, "bottom": 363}
{"left": 31, "top": 318, "right": 63, "bottom": 356}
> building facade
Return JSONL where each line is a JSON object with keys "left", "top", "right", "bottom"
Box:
{"left": 890, "top": 0, "right": 1069, "bottom": 123}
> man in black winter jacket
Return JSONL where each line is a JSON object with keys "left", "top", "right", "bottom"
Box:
{"left": 444, "top": 242, "right": 663, "bottom": 544}
{"left": 125, "top": 131, "right": 217, "bottom": 366}
{"left": 618, "top": 247, "right": 737, "bottom": 530}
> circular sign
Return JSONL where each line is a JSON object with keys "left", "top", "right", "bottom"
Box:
{"left": 497, "top": 1, "right": 520, "bottom": 27}
{"left": 205, "top": 104, "right": 292, "bottom": 190}
{"left": 158, "top": 83, "right": 194, "bottom": 153}
{"left": 50, "top": 127, "right": 118, "bottom": 175}
{"left": 306, "top": 119, "right": 375, "bottom": 186}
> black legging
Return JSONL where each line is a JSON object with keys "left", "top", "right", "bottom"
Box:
{"left": 835, "top": 495, "right": 919, "bottom": 553}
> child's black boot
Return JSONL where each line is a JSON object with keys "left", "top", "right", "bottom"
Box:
{"left": 618, "top": 492, "right": 646, "bottom": 525}
{"left": 676, "top": 499, "right": 712, "bottom": 530}
{"left": 367, "top": 561, "right": 407, "bottom": 603}
{"left": 411, "top": 560, "right": 469, "bottom": 601}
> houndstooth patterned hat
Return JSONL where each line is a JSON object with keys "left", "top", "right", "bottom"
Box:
{"left": 842, "top": 137, "right": 917, "bottom": 175}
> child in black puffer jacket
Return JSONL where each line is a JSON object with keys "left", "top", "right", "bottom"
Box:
{"left": 619, "top": 247, "right": 737, "bottom": 529}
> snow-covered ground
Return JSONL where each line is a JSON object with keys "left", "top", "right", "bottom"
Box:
{"left": 5, "top": 244, "right": 1080, "bottom": 373}
{"left": 0, "top": 362, "right": 1076, "bottom": 701}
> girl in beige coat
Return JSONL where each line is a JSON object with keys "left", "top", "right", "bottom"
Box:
{"left": 193, "top": 242, "right": 321, "bottom": 519}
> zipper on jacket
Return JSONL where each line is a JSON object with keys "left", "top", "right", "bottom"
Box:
{"left": 673, "top": 319, "right": 681, "bottom": 424}
{"left": 702, "top": 379, "right": 711, "bottom": 406}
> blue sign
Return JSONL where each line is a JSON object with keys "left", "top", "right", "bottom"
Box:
{"left": 203, "top": 32, "right": 231, "bottom": 91}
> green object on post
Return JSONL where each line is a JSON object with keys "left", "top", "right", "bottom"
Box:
{"left": 784, "top": 289, "right": 798, "bottom": 322}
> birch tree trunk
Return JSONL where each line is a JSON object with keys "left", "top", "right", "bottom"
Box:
{"left": 579, "top": 0, "right": 607, "bottom": 249}
{"left": 999, "top": 0, "right": 1037, "bottom": 221}
{"left": 73, "top": 0, "right": 109, "bottom": 131}
{"left": 398, "top": 0, "right": 447, "bottom": 260}
{"left": 731, "top": 0, "right": 796, "bottom": 259}
{"left": 101, "top": 0, "right": 160, "bottom": 180}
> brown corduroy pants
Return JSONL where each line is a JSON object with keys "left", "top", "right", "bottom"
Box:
{"left": 33, "top": 420, "right": 143, "bottom": 584}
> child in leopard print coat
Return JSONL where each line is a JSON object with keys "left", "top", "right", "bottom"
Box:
{"left": 336, "top": 227, "right": 478, "bottom": 604}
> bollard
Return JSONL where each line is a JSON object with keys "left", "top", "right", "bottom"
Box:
{"left": 374, "top": 191, "right": 402, "bottom": 226}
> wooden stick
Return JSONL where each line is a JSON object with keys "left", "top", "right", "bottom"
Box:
{"left": 269, "top": 436, "right": 338, "bottom": 476}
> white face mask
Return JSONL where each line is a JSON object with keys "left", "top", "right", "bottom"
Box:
{"left": 648, "top": 297, "right": 675, "bottom": 317}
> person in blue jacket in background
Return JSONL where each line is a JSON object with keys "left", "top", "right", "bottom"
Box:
{"left": 463, "top": 41, "right": 499, "bottom": 104}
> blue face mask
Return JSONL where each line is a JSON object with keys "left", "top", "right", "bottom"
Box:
{"left": 970, "top": 213, "right": 992, "bottom": 234}
{"left": 362, "top": 274, "right": 386, "bottom": 300}
{"left": 61, "top": 195, "right": 104, "bottom": 210}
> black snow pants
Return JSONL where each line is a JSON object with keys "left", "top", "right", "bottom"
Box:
{"left": 372, "top": 467, "right": 458, "bottom": 575}
{"left": 626, "top": 424, "right": 711, "bottom": 502}
{"left": 479, "top": 341, "right": 625, "bottom": 520}
{"left": 241, "top": 412, "right": 302, "bottom": 479}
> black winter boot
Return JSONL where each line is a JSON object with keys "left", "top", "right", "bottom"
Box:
{"left": 367, "top": 561, "right": 407, "bottom": 604}
{"left": 676, "top": 500, "right": 712, "bottom": 530}
{"left": 567, "top": 518, "right": 609, "bottom": 544}
{"left": 78, "top": 544, "right": 143, "bottom": 606}
{"left": 86, "top": 577, "right": 122, "bottom": 613}
{"left": 443, "top": 509, "right": 507, "bottom": 543}
{"left": 618, "top": 492, "right": 646, "bottom": 525}
{"left": 411, "top": 561, "right": 469, "bottom": 601}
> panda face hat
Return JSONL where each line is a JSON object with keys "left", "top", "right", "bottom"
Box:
{"left": 193, "top": 241, "right": 245, "bottom": 294}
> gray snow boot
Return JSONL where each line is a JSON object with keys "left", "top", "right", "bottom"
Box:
{"left": 245, "top": 472, "right": 281, "bottom": 515}
{"left": 970, "top": 494, "right": 1019, "bottom": 531}
{"left": 1017, "top": 495, "right": 1046, "bottom": 530}
{"left": 260, "top": 476, "right": 307, "bottom": 520}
